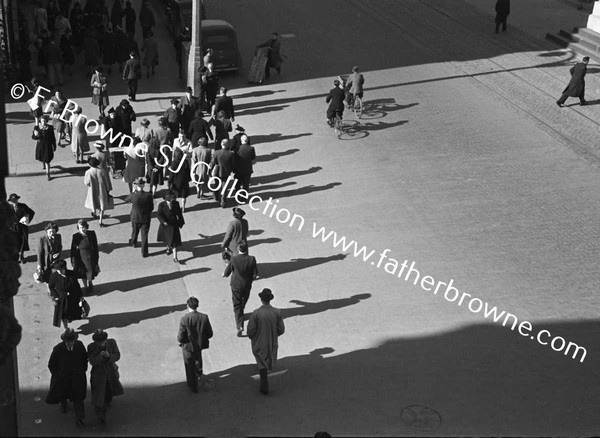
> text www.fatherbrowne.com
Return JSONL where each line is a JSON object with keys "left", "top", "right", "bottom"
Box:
{"left": 308, "top": 222, "right": 588, "bottom": 363}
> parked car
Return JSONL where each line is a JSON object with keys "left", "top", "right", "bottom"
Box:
{"left": 201, "top": 19, "right": 241, "bottom": 72}
{"left": 165, "top": 0, "right": 206, "bottom": 37}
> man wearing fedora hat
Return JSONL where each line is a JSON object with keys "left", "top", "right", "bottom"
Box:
{"left": 164, "top": 98, "right": 182, "bottom": 138}
{"left": 222, "top": 207, "right": 249, "bottom": 257}
{"left": 223, "top": 242, "right": 258, "bottom": 336}
{"left": 231, "top": 124, "right": 249, "bottom": 152}
{"left": 180, "top": 86, "right": 201, "bottom": 135}
{"left": 122, "top": 50, "right": 141, "bottom": 101}
{"left": 125, "top": 177, "right": 154, "bottom": 257}
{"left": 87, "top": 329, "right": 124, "bottom": 428}
{"left": 7, "top": 193, "right": 35, "bottom": 263}
{"left": 37, "top": 222, "right": 62, "bottom": 291}
{"left": 212, "top": 87, "right": 235, "bottom": 121}
{"left": 247, "top": 288, "right": 285, "bottom": 394}
{"left": 177, "top": 296, "right": 213, "bottom": 393}
{"left": 45, "top": 328, "right": 88, "bottom": 427}
{"left": 234, "top": 134, "right": 256, "bottom": 193}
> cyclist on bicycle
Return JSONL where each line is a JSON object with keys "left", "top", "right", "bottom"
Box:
{"left": 326, "top": 79, "right": 346, "bottom": 127}
{"left": 345, "top": 66, "right": 364, "bottom": 108}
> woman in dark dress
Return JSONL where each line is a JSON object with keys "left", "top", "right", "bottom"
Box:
{"left": 70, "top": 219, "right": 99, "bottom": 295}
{"left": 49, "top": 259, "right": 84, "bottom": 329}
{"left": 33, "top": 115, "right": 56, "bottom": 180}
{"left": 37, "top": 222, "right": 62, "bottom": 292}
{"left": 167, "top": 147, "right": 191, "bottom": 212}
{"left": 145, "top": 136, "right": 166, "bottom": 197}
{"left": 123, "top": 140, "right": 147, "bottom": 193}
{"left": 156, "top": 190, "right": 185, "bottom": 263}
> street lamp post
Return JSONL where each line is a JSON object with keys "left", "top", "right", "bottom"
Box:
{"left": 187, "top": 0, "right": 202, "bottom": 95}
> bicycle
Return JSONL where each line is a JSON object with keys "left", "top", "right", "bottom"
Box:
{"left": 333, "top": 109, "right": 343, "bottom": 138}
{"left": 348, "top": 93, "right": 363, "bottom": 119}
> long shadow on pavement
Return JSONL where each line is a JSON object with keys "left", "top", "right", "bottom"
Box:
{"left": 259, "top": 254, "right": 348, "bottom": 279}
{"left": 252, "top": 166, "right": 322, "bottom": 186}
{"left": 280, "top": 293, "right": 371, "bottom": 319}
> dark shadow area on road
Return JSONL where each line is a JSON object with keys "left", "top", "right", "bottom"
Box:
{"left": 254, "top": 148, "right": 300, "bottom": 162}
{"left": 76, "top": 303, "right": 188, "bottom": 335}
{"left": 259, "top": 254, "right": 348, "bottom": 279}
{"left": 280, "top": 293, "right": 371, "bottom": 319}
{"left": 253, "top": 182, "right": 341, "bottom": 201}
{"left": 234, "top": 104, "right": 289, "bottom": 117}
{"left": 252, "top": 166, "right": 322, "bottom": 185}
{"left": 233, "top": 89, "right": 285, "bottom": 99}
{"left": 92, "top": 267, "right": 210, "bottom": 296}
{"left": 250, "top": 181, "right": 296, "bottom": 192}
{"left": 179, "top": 237, "right": 281, "bottom": 263}
{"left": 252, "top": 132, "right": 312, "bottom": 145}
{"left": 21, "top": 319, "right": 598, "bottom": 436}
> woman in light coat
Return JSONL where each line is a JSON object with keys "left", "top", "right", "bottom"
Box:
{"left": 84, "top": 157, "right": 113, "bottom": 227}
{"left": 70, "top": 107, "right": 90, "bottom": 163}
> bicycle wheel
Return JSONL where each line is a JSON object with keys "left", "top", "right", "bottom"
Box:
{"left": 334, "top": 114, "right": 343, "bottom": 138}
{"left": 353, "top": 97, "right": 363, "bottom": 119}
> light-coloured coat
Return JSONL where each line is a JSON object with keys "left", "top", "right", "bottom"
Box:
{"left": 84, "top": 167, "right": 113, "bottom": 211}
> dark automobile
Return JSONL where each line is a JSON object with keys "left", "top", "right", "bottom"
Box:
{"left": 201, "top": 19, "right": 241, "bottom": 72}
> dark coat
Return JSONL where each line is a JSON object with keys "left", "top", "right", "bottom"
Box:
{"left": 156, "top": 200, "right": 184, "bottom": 247}
{"left": 179, "top": 95, "right": 201, "bottom": 128}
{"left": 103, "top": 115, "right": 123, "bottom": 148}
{"left": 126, "top": 189, "right": 154, "bottom": 223}
{"left": 495, "top": 0, "right": 510, "bottom": 19}
{"left": 247, "top": 304, "right": 285, "bottom": 370}
{"left": 222, "top": 217, "right": 248, "bottom": 255}
{"left": 46, "top": 340, "right": 88, "bottom": 404}
{"left": 326, "top": 87, "right": 346, "bottom": 113}
{"left": 87, "top": 338, "right": 124, "bottom": 407}
{"left": 115, "top": 104, "right": 136, "bottom": 136}
{"left": 178, "top": 310, "right": 213, "bottom": 352}
{"left": 33, "top": 124, "right": 56, "bottom": 163}
{"left": 563, "top": 62, "right": 587, "bottom": 97}
{"left": 123, "top": 56, "right": 141, "bottom": 80}
{"left": 101, "top": 30, "right": 117, "bottom": 64}
{"left": 235, "top": 144, "right": 256, "bottom": 175}
{"left": 189, "top": 117, "right": 213, "bottom": 146}
{"left": 49, "top": 270, "right": 83, "bottom": 326}
{"left": 211, "top": 148, "right": 235, "bottom": 178}
{"left": 145, "top": 146, "right": 166, "bottom": 185}
{"left": 8, "top": 201, "right": 35, "bottom": 251}
{"left": 168, "top": 157, "right": 191, "bottom": 198}
{"left": 213, "top": 95, "right": 235, "bottom": 120}
{"left": 123, "top": 153, "right": 146, "bottom": 183}
{"left": 224, "top": 253, "right": 258, "bottom": 290}
{"left": 123, "top": 6, "right": 136, "bottom": 34}
{"left": 70, "top": 230, "right": 99, "bottom": 279}
{"left": 37, "top": 234, "right": 63, "bottom": 277}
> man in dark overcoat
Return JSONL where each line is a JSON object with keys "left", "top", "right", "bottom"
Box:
{"left": 257, "top": 32, "right": 283, "bottom": 79}
{"left": 177, "top": 296, "right": 213, "bottom": 393}
{"left": 222, "top": 207, "right": 249, "bottom": 257}
{"left": 210, "top": 140, "right": 236, "bottom": 207}
{"left": 188, "top": 110, "right": 214, "bottom": 147}
{"left": 326, "top": 79, "right": 346, "bottom": 126}
{"left": 122, "top": 50, "right": 141, "bottom": 101}
{"left": 115, "top": 99, "right": 137, "bottom": 136}
{"left": 87, "top": 329, "right": 124, "bottom": 429}
{"left": 125, "top": 177, "right": 154, "bottom": 257}
{"left": 247, "top": 289, "right": 285, "bottom": 395}
{"left": 179, "top": 86, "right": 201, "bottom": 136}
{"left": 223, "top": 242, "right": 258, "bottom": 336}
{"left": 212, "top": 87, "right": 235, "bottom": 121}
{"left": 495, "top": 0, "right": 510, "bottom": 34}
{"left": 234, "top": 134, "right": 256, "bottom": 192}
{"left": 7, "top": 193, "right": 35, "bottom": 263}
{"left": 557, "top": 57, "right": 589, "bottom": 107}
{"left": 45, "top": 328, "right": 88, "bottom": 427}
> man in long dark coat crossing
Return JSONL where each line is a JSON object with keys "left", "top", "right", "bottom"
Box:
{"left": 557, "top": 56, "right": 589, "bottom": 107}
{"left": 45, "top": 328, "right": 88, "bottom": 428}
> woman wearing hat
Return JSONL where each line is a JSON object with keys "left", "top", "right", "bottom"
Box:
{"left": 84, "top": 156, "right": 113, "bottom": 227}
{"left": 156, "top": 189, "right": 185, "bottom": 262}
{"left": 123, "top": 139, "right": 147, "bottom": 193}
{"left": 91, "top": 65, "right": 109, "bottom": 118}
{"left": 48, "top": 259, "right": 84, "bottom": 329}
{"left": 87, "top": 329, "right": 124, "bottom": 428}
{"left": 70, "top": 107, "right": 90, "bottom": 163}
{"left": 70, "top": 219, "right": 100, "bottom": 295}
{"left": 145, "top": 136, "right": 166, "bottom": 197}
{"left": 167, "top": 146, "right": 191, "bottom": 212}
{"left": 37, "top": 222, "right": 62, "bottom": 290}
{"left": 32, "top": 115, "right": 56, "bottom": 180}
{"left": 134, "top": 118, "right": 155, "bottom": 143}
{"left": 7, "top": 193, "right": 36, "bottom": 263}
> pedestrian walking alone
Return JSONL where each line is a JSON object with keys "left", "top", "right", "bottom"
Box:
{"left": 91, "top": 66, "right": 109, "bottom": 118}
{"left": 122, "top": 50, "right": 141, "bottom": 101}
{"left": 87, "top": 329, "right": 124, "bottom": 429}
{"left": 247, "top": 288, "right": 285, "bottom": 395}
{"left": 125, "top": 177, "right": 154, "bottom": 257}
{"left": 177, "top": 296, "right": 213, "bottom": 393}
{"left": 48, "top": 259, "right": 84, "bottom": 329}
{"left": 256, "top": 32, "right": 284, "bottom": 80}
{"left": 157, "top": 190, "right": 185, "bottom": 262}
{"left": 37, "top": 222, "right": 62, "bottom": 293}
{"left": 223, "top": 242, "right": 258, "bottom": 337}
{"left": 70, "top": 107, "right": 90, "bottom": 163}
{"left": 84, "top": 156, "right": 113, "bottom": 227}
{"left": 45, "top": 328, "right": 88, "bottom": 428}
{"left": 70, "top": 219, "right": 100, "bottom": 295}
{"left": 7, "top": 193, "right": 35, "bottom": 263}
{"left": 222, "top": 207, "right": 249, "bottom": 258}
{"left": 495, "top": 0, "right": 510, "bottom": 34}
{"left": 33, "top": 115, "right": 56, "bottom": 180}
{"left": 557, "top": 56, "right": 589, "bottom": 107}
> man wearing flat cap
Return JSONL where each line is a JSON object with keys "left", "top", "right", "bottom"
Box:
{"left": 223, "top": 242, "right": 258, "bottom": 336}
{"left": 7, "top": 193, "right": 35, "bottom": 263}
{"left": 247, "top": 289, "right": 285, "bottom": 394}
{"left": 177, "top": 296, "right": 213, "bottom": 393}
{"left": 45, "top": 328, "right": 88, "bottom": 427}
{"left": 125, "top": 177, "right": 154, "bottom": 257}
{"left": 222, "top": 207, "right": 249, "bottom": 257}
{"left": 87, "top": 329, "right": 124, "bottom": 428}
